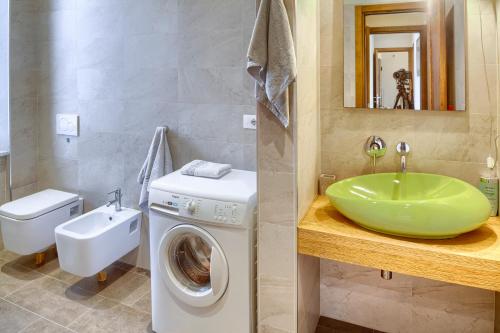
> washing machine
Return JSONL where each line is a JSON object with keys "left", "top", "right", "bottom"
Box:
{"left": 148, "top": 169, "right": 257, "bottom": 333}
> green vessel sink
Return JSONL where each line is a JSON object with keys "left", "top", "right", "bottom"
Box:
{"left": 325, "top": 173, "right": 491, "bottom": 239}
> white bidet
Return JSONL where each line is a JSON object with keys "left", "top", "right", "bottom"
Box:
{"left": 55, "top": 205, "right": 142, "bottom": 277}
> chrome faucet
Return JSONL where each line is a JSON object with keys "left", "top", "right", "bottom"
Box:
{"left": 396, "top": 142, "right": 410, "bottom": 173}
{"left": 106, "top": 188, "right": 122, "bottom": 211}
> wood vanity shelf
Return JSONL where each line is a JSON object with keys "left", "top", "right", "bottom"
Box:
{"left": 298, "top": 196, "right": 500, "bottom": 291}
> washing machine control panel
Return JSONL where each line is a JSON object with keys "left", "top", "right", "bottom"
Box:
{"left": 152, "top": 192, "right": 248, "bottom": 226}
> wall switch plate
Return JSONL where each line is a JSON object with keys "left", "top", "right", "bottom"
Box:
{"left": 243, "top": 114, "right": 257, "bottom": 130}
{"left": 56, "top": 114, "right": 79, "bottom": 136}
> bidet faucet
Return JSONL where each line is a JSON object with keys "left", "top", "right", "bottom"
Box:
{"left": 106, "top": 188, "right": 122, "bottom": 211}
{"left": 396, "top": 142, "right": 410, "bottom": 173}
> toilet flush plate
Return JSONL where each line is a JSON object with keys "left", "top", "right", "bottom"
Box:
{"left": 56, "top": 114, "right": 79, "bottom": 136}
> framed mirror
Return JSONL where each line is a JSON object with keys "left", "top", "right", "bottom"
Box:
{"left": 343, "top": 0, "right": 466, "bottom": 111}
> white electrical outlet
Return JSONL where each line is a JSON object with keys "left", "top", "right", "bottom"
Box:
{"left": 243, "top": 114, "right": 257, "bottom": 130}
{"left": 56, "top": 114, "right": 79, "bottom": 136}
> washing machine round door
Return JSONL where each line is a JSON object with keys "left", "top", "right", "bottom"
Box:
{"left": 158, "top": 224, "right": 229, "bottom": 307}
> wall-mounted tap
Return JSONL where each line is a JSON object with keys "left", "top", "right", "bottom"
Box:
{"left": 364, "top": 136, "right": 386, "bottom": 173}
{"left": 396, "top": 142, "right": 410, "bottom": 173}
{"left": 106, "top": 188, "right": 122, "bottom": 212}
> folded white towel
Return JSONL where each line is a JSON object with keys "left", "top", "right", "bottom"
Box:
{"left": 180, "top": 160, "right": 232, "bottom": 179}
{"left": 137, "top": 127, "right": 173, "bottom": 210}
{"left": 246, "top": 0, "right": 296, "bottom": 128}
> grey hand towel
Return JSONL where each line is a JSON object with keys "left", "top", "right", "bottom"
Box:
{"left": 180, "top": 160, "right": 232, "bottom": 179}
{"left": 137, "top": 127, "right": 173, "bottom": 210}
{"left": 246, "top": 0, "right": 297, "bottom": 128}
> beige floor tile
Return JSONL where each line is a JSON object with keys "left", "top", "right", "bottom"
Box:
{"left": 131, "top": 292, "right": 151, "bottom": 314}
{"left": 15, "top": 248, "right": 81, "bottom": 285}
{"left": 73, "top": 266, "right": 150, "bottom": 306}
{"left": 68, "top": 298, "right": 152, "bottom": 333}
{"left": 0, "top": 258, "right": 43, "bottom": 297}
{"left": 36, "top": 259, "right": 82, "bottom": 285}
{"left": 0, "top": 298, "right": 40, "bottom": 333}
{"left": 70, "top": 265, "right": 130, "bottom": 296}
{"left": 5, "top": 276, "right": 103, "bottom": 326}
{"left": 19, "top": 318, "right": 73, "bottom": 333}
{"left": 133, "top": 267, "right": 151, "bottom": 278}
{"left": 0, "top": 249, "right": 20, "bottom": 261}
{"left": 111, "top": 261, "right": 136, "bottom": 272}
{"left": 0, "top": 249, "right": 154, "bottom": 332}
{"left": 10, "top": 253, "right": 47, "bottom": 269}
{"left": 99, "top": 271, "right": 150, "bottom": 306}
{"left": 112, "top": 261, "right": 151, "bottom": 278}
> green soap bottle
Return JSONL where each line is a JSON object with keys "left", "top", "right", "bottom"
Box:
{"left": 480, "top": 157, "right": 499, "bottom": 217}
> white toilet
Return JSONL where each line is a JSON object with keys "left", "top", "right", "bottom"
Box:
{"left": 0, "top": 189, "right": 83, "bottom": 255}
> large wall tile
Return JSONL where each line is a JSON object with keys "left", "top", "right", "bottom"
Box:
{"left": 77, "top": 66, "right": 124, "bottom": 100}
{"left": 123, "top": 68, "right": 178, "bottom": 101}
{"left": 124, "top": 0, "right": 178, "bottom": 35}
{"left": 75, "top": 0, "right": 126, "bottom": 41}
{"left": 178, "top": 67, "right": 253, "bottom": 105}
{"left": 39, "top": 65, "right": 77, "bottom": 100}
{"left": 77, "top": 36, "right": 123, "bottom": 69}
{"left": 177, "top": 104, "right": 250, "bottom": 144}
{"left": 77, "top": 99, "right": 125, "bottom": 135}
{"left": 38, "top": 0, "right": 76, "bottom": 13}
{"left": 10, "top": 39, "right": 39, "bottom": 71}
{"left": 11, "top": 151, "right": 37, "bottom": 190}
{"left": 124, "top": 33, "right": 178, "bottom": 70}
{"left": 10, "top": 9, "right": 39, "bottom": 42}
{"left": 9, "top": 0, "right": 256, "bottom": 270}
{"left": 122, "top": 100, "right": 179, "bottom": 135}
{"left": 411, "top": 282, "right": 494, "bottom": 333}
{"left": 178, "top": 28, "right": 244, "bottom": 68}
{"left": 77, "top": 132, "right": 126, "bottom": 209}
{"left": 178, "top": 0, "right": 242, "bottom": 36}
{"left": 10, "top": 69, "right": 39, "bottom": 100}
{"left": 37, "top": 157, "right": 79, "bottom": 193}
{"left": 37, "top": 9, "right": 76, "bottom": 42}
{"left": 0, "top": 158, "right": 7, "bottom": 205}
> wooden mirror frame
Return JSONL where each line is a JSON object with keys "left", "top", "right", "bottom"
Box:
{"left": 367, "top": 26, "right": 428, "bottom": 109}
{"left": 355, "top": 2, "right": 429, "bottom": 109}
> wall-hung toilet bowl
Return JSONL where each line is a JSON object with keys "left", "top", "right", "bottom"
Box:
{"left": 0, "top": 189, "right": 83, "bottom": 255}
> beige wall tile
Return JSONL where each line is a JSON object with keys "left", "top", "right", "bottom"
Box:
{"left": 296, "top": 2, "right": 322, "bottom": 330}
{"left": 318, "top": 0, "right": 498, "bottom": 331}
{"left": 411, "top": 282, "right": 494, "bottom": 333}
{"left": 259, "top": 275, "right": 296, "bottom": 333}
{"left": 260, "top": 78, "right": 295, "bottom": 315}
{"left": 298, "top": 255, "right": 320, "bottom": 333}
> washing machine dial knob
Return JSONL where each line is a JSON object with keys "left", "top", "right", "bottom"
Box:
{"left": 185, "top": 200, "right": 196, "bottom": 214}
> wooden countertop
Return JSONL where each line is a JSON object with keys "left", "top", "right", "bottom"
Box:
{"left": 298, "top": 196, "right": 500, "bottom": 291}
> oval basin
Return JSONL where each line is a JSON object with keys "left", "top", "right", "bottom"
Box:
{"left": 325, "top": 173, "right": 491, "bottom": 239}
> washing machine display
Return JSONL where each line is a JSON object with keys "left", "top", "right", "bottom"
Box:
{"left": 158, "top": 224, "right": 229, "bottom": 308}
{"left": 150, "top": 191, "right": 247, "bottom": 226}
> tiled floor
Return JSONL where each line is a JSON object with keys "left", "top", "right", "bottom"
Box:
{"left": 0, "top": 247, "right": 152, "bottom": 333}
{"left": 316, "top": 316, "right": 385, "bottom": 333}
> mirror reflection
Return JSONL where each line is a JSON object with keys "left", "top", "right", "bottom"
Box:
{"left": 343, "top": 0, "right": 466, "bottom": 111}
